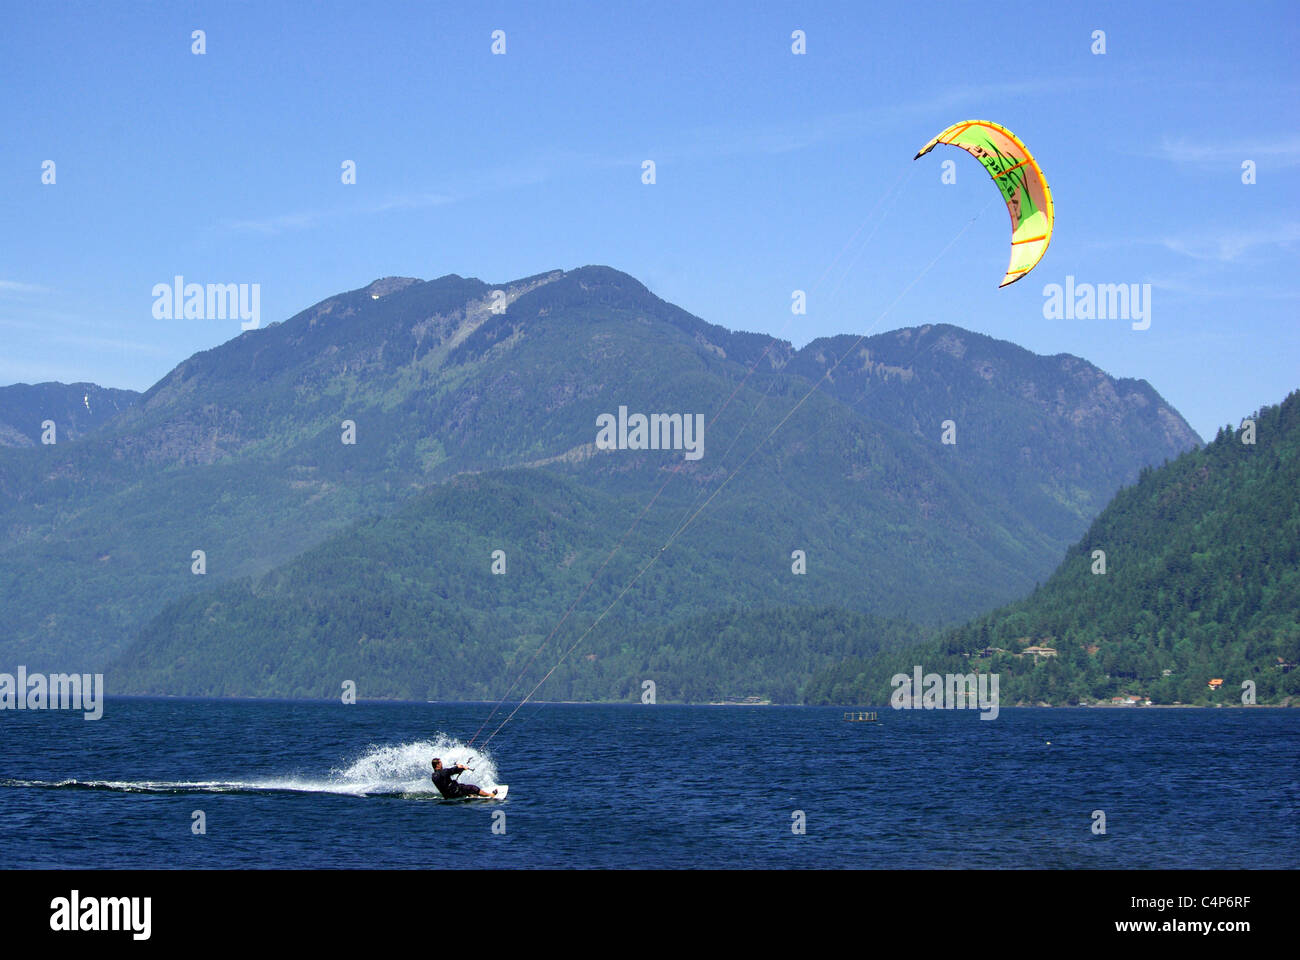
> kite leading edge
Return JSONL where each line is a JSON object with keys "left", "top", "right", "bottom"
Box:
{"left": 914, "top": 120, "right": 1054, "bottom": 287}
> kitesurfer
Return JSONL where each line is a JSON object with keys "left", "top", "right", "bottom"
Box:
{"left": 431, "top": 757, "right": 497, "bottom": 798}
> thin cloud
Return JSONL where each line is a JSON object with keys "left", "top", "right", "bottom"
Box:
{"left": 1160, "top": 222, "right": 1300, "bottom": 262}
{"left": 1150, "top": 135, "right": 1300, "bottom": 168}
{"left": 50, "top": 332, "right": 175, "bottom": 356}
{"left": 225, "top": 211, "right": 325, "bottom": 234}
{"left": 0, "top": 280, "right": 51, "bottom": 295}
{"left": 224, "top": 192, "right": 457, "bottom": 235}
{"left": 0, "top": 318, "right": 175, "bottom": 356}
{"left": 1150, "top": 271, "right": 1300, "bottom": 300}
{"left": 646, "top": 77, "right": 1101, "bottom": 165}
{"left": 365, "top": 192, "right": 457, "bottom": 214}
{"left": 903, "top": 77, "right": 1104, "bottom": 115}
{"left": 222, "top": 80, "right": 1100, "bottom": 237}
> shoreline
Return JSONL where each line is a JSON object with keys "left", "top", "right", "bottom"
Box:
{"left": 89, "top": 694, "right": 1297, "bottom": 709}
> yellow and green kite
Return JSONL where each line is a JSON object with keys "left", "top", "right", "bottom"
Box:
{"left": 914, "top": 120, "right": 1054, "bottom": 287}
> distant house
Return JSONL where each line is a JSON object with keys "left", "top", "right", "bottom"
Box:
{"left": 1161, "top": 669, "right": 1174, "bottom": 677}
{"left": 1207, "top": 678, "right": 1224, "bottom": 689}
{"left": 1022, "top": 645, "right": 1058, "bottom": 659}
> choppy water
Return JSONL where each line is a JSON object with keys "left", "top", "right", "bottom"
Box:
{"left": 1, "top": 698, "right": 1295, "bottom": 868}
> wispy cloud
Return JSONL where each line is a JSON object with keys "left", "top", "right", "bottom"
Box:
{"left": 1149, "top": 135, "right": 1300, "bottom": 168}
{"left": 222, "top": 79, "right": 1101, "bottom": 237}
{"left": 0, "top": 280, "right": 51, "bottom": 296}
{"left": 1085, "top": 222, "right": 1300, "bottom": 264}
{"left": 0, "top": 315, "right": 176, "bottom": 356}
{"left": 0, "top": 358, "right": 83, "bottom": 384}
{"left": 1150, "top": 270, "right": 1300, "bottom": 301}
{"left": 364, "top": 192, "right": 457, "bottom": 214}
{"left": 225, "top": 192, "right": 457, "bottom": 235}
{"left": 648, "top": 77, "right": 1102, "bottom": 165}
{"left": 901, "top": 77, "right": 1104, "bottom": 116}
{"left": 224, "top": 211, "right": 325, "bottom": 234}
{"left": 1160, "top": 222, "right": 1300, "bottom": 262}
{"left": 51, "top": 332, "right": 176, "bottom": 356}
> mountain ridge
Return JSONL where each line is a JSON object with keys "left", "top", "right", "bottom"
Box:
{"left": 0, "top": 381, "right": 140, "bottom": 448}
{"left": 0, "top": 266, "right": 1200, "bottom": 677}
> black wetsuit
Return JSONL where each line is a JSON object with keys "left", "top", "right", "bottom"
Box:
{"left": 432, "top": 766, "right": 480, "bottom": 799}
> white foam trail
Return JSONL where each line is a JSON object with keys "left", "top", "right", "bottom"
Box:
{"left": 0, "top": 736, "right": 499, "bottom": 799}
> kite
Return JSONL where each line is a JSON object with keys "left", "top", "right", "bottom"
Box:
{"left": 914, "top": 120, "right": 1054, "bottom": 287}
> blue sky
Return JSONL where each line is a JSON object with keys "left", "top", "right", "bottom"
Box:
{"left": 3, "top": 0, "right": 1297, "bottom": 440}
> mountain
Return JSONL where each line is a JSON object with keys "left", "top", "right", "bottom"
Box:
{"left": 784, "top": 327, "right": 1197, "bottom": 543}
{"left": 1, "top": 266, "right": 1199, "bottom": 680}
{"left": 109, "top": 468, "right": 925, "bottom": 699}
{"left": 806, "top": 390, "right": 1300, "bottom": 706}
{"left": 0, "top": 382, "right": 139, "bottom": 447}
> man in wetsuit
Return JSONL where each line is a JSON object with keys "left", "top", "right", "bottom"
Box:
{"left": 431, "top": 757, "right": 497, "bottom": 799}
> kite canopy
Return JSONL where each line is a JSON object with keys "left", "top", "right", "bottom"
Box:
{"left": 914, "top": 120, "right": 1054, "bottom": 287}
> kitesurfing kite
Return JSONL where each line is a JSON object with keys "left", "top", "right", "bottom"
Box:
{"left": 914, "top": 120, "right": 1054, "bottom": 287}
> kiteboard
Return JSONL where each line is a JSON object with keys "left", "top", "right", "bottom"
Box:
{"left": 470, "top": 784, "right": 507, "bottom": 800}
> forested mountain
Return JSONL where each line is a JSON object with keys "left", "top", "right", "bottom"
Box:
{"left": 1, "top": 266, "right": 1198, "bottom": 680}
{"left": 0, "top": 382, "right": 139, "bottom": 447}
{"left": 110, "top": 469, "right": 924, "bottom": 699}
{"left": 807, "top": 391, "right": 1300, "bottom": 706}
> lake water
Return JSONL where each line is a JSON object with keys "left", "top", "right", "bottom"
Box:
{"left": 2, "top": 699, "right": 1296, "bottom": 868}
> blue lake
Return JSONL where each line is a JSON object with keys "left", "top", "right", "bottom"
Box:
{"left": 2, "top": 699, "right": 1296, "bottom": 868}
